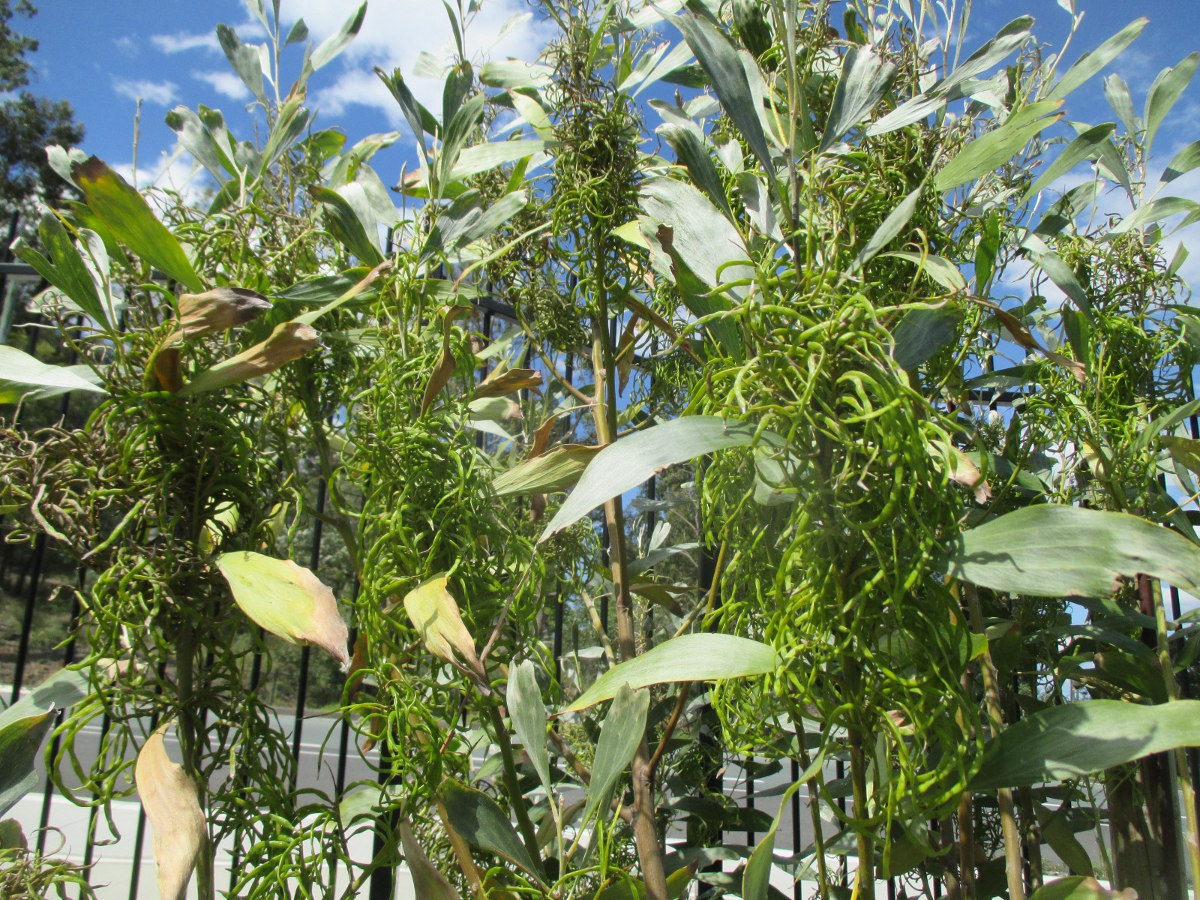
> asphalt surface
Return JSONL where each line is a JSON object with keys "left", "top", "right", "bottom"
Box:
{"left": 13, "top": 706, "right": 1192, "bottom": 899}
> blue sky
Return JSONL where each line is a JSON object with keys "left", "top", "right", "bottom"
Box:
{"left": 13, "top": 0, "right": 1200, "bottom": 280}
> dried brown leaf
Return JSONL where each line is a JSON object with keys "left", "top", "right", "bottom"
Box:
{"left": 476, "top": 367, "right": 544, "bottom": 398}
{"left": 421, "top": 305, "right": 470, "bottom": 415}
{"left": 135, "top": 724, "right": 207, "bottom": 900}
{"left": 177, "top": 287, "right": 272, "bottom": 338}
{"left": 179, "top": 322, "right": 319, "bottom": 395}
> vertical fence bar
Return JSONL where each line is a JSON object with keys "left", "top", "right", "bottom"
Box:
{"left": 9, "top": 532, "right": 45, "bottom": 705}
{"left": 34, "top": 570, "right": 85, "bottom": 856}
{"left": 289, "top": 477, "right": 326, "bottom": 791}
{"left": 836, "top": 759, "right": 848, "bottom": 887}
{"left": 745, "top": 757, "right": 756, "bottom": 847}
{"left": 335, "top": 580, "right": 362, "bottom": 798}
{"left": 789, "top": 756, "right": 800, "bottom": 898}
{"left": 369, "top": 745, "right": 396, "bottom": 900}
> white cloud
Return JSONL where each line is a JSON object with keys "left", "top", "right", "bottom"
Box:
{"left": 192, "top": 69, "right": 251, "bottom": 101}
{"left": 281, "top": 0, "right": 555, "bottom": 127}
{"left": 113, "top": 77, "right": 180, "bottom": 107}
{"left": 112, "top": 150, "right": 211, "bottom": 211}
{"left": 312, "top": 67, "right": 403, "bottom": 125}
{"left": 150, "top": 31, "right": 220, "bottom": 54}
{"left": 113, "top": 35, "right": 139, "bottom": 58}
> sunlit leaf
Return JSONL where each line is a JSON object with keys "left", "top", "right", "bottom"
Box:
{"left": 310, "top": 185, "right": 384, "bottom": 265}
{"left": 377, "top": 68, "right": 435, "bottom": 170}
{"left": 165, "top": 106, "right": 232, "bottom": 183}
{"left": 135, "top": 724, "right": 208, "bottom": 900}
{"left": 1029, "top": 877, "right": 1136, "bottom": 900}
{"left": 581, "top": 684, "right": 649, "bottom": 829}
{"left": 0, "top": 345, "right": 105, "bottom": 403}
{"left": 402, "top": 575, "right": 483, "bottom": 677}
{"left": 1046, "top": 19, "right": 1148, "bottom": 101}
{"left": 640, "top": 201, "right": 744, "bottom": 354}
{"left": 476, "top": 367, "right": 543, "bottom": 399}
{"left": 71, "top": 156, "right": 203, "bottom": 293}
{"left": 180, "top": 321, "right": 318, "bottom": 395}
{"left": 260, "top": 91, "right": 313, "bottom": 175}
{"left": 0, "top": 710, "right": 52, "bottom": 818}
{"left": 885, "top": 252, "right": 967, "bottom": 294}
{"left": 1144, "top": 52, "right": 1200, "bottom": 156}
{"left": 1021, "top": 124, "right": 1116, "bottom": 203}
{"left": 934, "top": 101, "right": 1062, "bottom": 193}
{"left": 310, "top": 3, "right": 366, "bottom": 71}
{"left": 1111, "top": 196, "right": 1200, "bottom": 235}
{"left": 507, "top": 660, "right": 553, "bottom": 803}
{"left": 493, "top": 445, "right": 600, "bottom": 497}
{"left": 216, "top": 551, "right": 350, "bottom": 667}
{"left": 822, "top": 46, "right": 897, "bottom": 151}
{"left": 216, "top": 24, "right": 266, "bottom": 104}
{"left": 848, "top": 187, "right": 921, "bottom": 274}
{"left": 1033, "top": 251, "right": 1092, "bottom": 315}
{"left": 11, "top": 212, "right": 108, "bottom": 328}
{"left": 658, "top": 123, "right": 734, "bottom": 221}
{"left": 198, "top": 501, "right": 239, "bottom": 557}
{"left": 943, "top": 504, "right": 1200, "bottom": 598}
{"left": 565, "top": 633, "right": 778, "bottom": 712}
{"left": 971, "top": 699, "right": 1200, "bottom": 791}
{"left": 674, "top": 5, "right": 774, "bottom": 178}
{"left": 1103, "top": 74, "right": 1139, "bottom": 137}
{"left": 479, "top": 59, "right": 554, "bottom": 89}
{"left": 868, "top": 17, "right": 1033, "bottom": 136}
{"left": 541, "top": 416, "right": 757, "bottom": 541}
{"left": 1162, "top": 140, "right": 1200, "bottom": 184}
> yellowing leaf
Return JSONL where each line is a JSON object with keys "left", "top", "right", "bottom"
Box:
{"left": 216, "top": 551, "right": 350, "bottom": 668}
{"left": 198, "top": 501, "right": 239, "bottom": 556}
{"left": 135, "top": 724, "right": 207, "bottom": 900}
{"left": 402, "top": 575, "right": 483, "bottom": 677}
{"left": 933, "top": 440, "right": 992, "bottom": 504}
{"left": 179, "top": 322, "right": 319, "bottom": 396}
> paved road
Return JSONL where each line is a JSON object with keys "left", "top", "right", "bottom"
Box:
{"left": 15, "top": 705, "right": 1191, "bottom": 899}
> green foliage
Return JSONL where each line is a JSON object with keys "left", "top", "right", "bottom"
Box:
{"left": 4, "top": 1, "right": 1200, "bottom": 898}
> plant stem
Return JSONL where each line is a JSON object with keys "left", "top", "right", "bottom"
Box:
{"left": 795, "top": 718, "right": 830, "bottom": 899}
{"left": 176, "top": 624, "right": 214, "bottom": 900}
{"left": 591, "top": 283, "right": 668, "bottom": 900}
{"left": 485, "top": 701, "right": 544, "bottom": 878}
{"left": 964, "top": 584, "right": 1024, "bottom": 900}
{"left": 848, "top": 731, "right": 873, "bottom": 899}
{"left": 1149, "top": 575, "right": 1200, "bottom": 889}
{"left": 956, "top": 796, "right": 978, "bottom": 898}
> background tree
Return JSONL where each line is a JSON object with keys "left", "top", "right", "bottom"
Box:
{"left": 0, "top": 0, "right": 84, "bottom": 221}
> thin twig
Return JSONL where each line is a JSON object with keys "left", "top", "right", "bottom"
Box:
{"left": 646, "top": 681, "right": 691, "bottom": 778}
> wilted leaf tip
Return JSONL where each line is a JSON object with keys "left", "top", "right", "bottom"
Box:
{"left": 216, "top": 551, "right": 350, "bottom": 669}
